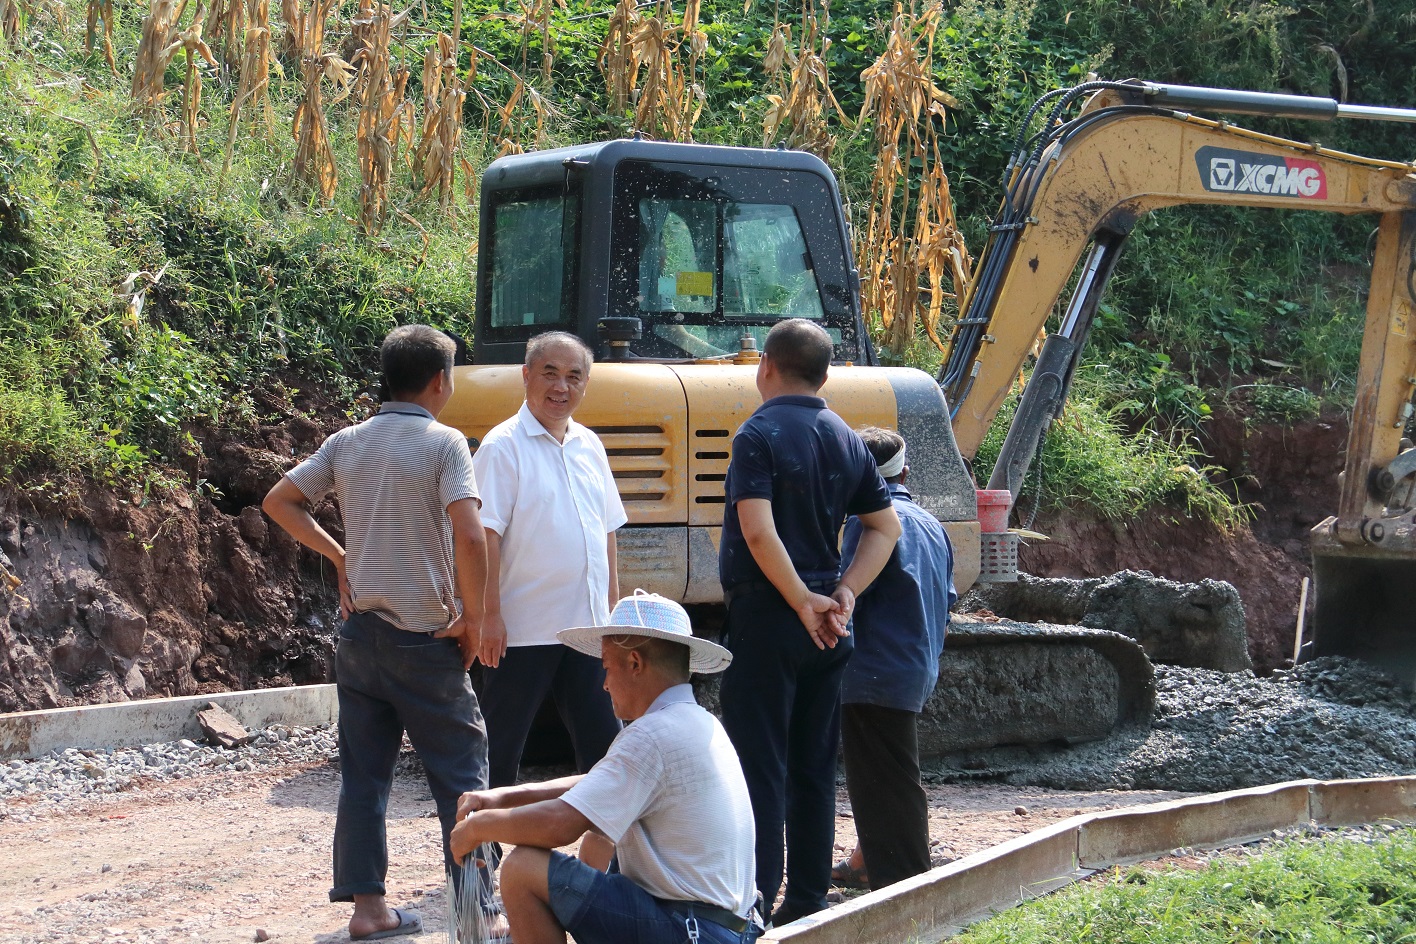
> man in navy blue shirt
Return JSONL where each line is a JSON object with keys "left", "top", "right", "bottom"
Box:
{"left": 836, "top": 427, "right": 955, "bottom": 892}
{"left": 718, "top": 319, "right": 902, "bottom": 925}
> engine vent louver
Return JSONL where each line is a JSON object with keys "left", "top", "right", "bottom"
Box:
{"left": 591, "top": 425, "right": 671, "bottom": 503}
{"left": 692, "top": 428, "right": 731, "bottom": 506}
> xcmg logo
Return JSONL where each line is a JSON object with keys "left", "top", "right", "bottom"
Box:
{"left": 1196, "top": 146, "right": 1328, "bottom": 199}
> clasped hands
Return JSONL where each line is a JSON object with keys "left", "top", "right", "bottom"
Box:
{"left": 793, "top": 584, "right": 855, "bottom": 650}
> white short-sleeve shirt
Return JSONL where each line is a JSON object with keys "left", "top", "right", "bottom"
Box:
{"left": 473, "top": 403, "right": 629, "bottom": 647}
{"left": 562, "top": 684, "right": 757, "bottom": 917}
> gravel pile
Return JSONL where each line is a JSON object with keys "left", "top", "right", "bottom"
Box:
{"left": 1003, "top": 656, "right": 1416, "bottom": 792}
{"left": 0, "top": 724, "right": 338, "bottom": 817}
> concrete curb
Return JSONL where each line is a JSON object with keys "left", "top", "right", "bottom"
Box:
{"left": 0, "top": 684, "right": 337, "bottom": 760}
{"left": 761, "top": 775, "right": 1416, "bottom": 944}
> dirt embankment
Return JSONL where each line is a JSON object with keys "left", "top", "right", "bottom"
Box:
{"left": 0, "top": 385, "right": 347, "bottom": 712}
{"left": 0, "top": 399, "right": 1348, "bottom": 711}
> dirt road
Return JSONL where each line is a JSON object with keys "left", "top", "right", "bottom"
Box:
{"left": 0, "top": 758, "right": 1187, "bottom": 943}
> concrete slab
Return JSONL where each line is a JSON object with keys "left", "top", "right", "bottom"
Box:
{"left": 1078, "top": 779, "right": 1318, "bottom": 867}
{"left": 761, "top": 818, "right": 1082, "bottom": 944}
{"left": 0, "top": 684, "right": 338, "bottom": 760}
{"left": 1312, "top": 776, "right": 1416, "bottom": 827}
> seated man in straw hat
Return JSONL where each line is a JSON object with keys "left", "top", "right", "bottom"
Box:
{"left": 450, "top": 592, "right": 762, "bottom": 944}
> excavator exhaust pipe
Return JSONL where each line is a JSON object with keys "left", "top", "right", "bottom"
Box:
{"left": 1308, "top": 517, "right": 1416, "bottom": 689}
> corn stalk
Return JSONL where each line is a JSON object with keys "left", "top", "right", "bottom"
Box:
{"left": 132, "top": 0, "right": 189, "bottom": 116}
{"left": 278, "top": 0, "right": 301, "bottom": 61}
{"left": 598, "top": 0, "right": 639, "bottom": 114}
{"left": 761, "top": 0, "right": 845, "bottom": 157}
{"left": 354, "top": 1, "right": 404, "bottom": 233}
{"left": 290, "top": 0, "right": 352, "bottom": 202}
{"left": 497, "top": 0, "right": 559, "bottom": 84}
{"left": 164, "top": 18, "right": 217, "bottom": 152}
{"left": 220, "top": 0, "right": 274, "bottom": 178}
{"left": 462, "top": 43, "right": 550, "bottom": 161}
{"left": 86, "top": 0, "right": 118, "bottom": 72}
{"left": 411, "top": 32, "right": 467, "bottom": 208}
{"left": 857, "top": 1, "right": 971, "bottom": 358}
{"left": 0, "top": 0, "right": 18, "bottom": 44}
{"left": 202, "top": 0, "right": 246, "bottom": 70}
{"left": 597, "top": 0, "right": 705, "bottom": 141}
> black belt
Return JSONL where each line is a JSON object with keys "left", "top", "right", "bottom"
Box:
{"left": 656, "top": 899, "right": 750, "bottom": 934}
{"left": 725, "top": 577, "right": 837, "bottom": 600}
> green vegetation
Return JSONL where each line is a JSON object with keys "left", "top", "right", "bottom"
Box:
{"left": 1, "top": 0, "right": 1411, "bottom": 521}
{"left": 0, "top": 34, "right": 479, "bottom": 486}
{"left": 976, "top": 372, "right": 1246, "bottom": 530}
{"left": 954, "top": 827, "right": 1416, "bottom": 944}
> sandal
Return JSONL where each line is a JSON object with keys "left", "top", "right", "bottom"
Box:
{"left": 830, "top": 858, "right": 869, "bottom": 889}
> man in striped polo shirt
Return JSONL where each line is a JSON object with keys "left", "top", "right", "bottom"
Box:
{"left": 264, "top": 324, "right": 489, "bottom": 941}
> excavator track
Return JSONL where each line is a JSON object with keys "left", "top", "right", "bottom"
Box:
{"left": 920, "top": 617, "right": 1155, "bottom": 758}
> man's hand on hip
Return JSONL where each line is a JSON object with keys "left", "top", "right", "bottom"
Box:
{"left": 434, "top": 611, "right": 482, "bottom": 670}
{"left": 477, "top": 612, "right": 509, "bottom": 668}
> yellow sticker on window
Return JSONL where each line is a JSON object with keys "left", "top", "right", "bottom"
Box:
{"left": 676, "top": 271, "right": 714, "bottom": 297}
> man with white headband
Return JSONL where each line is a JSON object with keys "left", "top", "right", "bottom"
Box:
{"left": 833, "top": 426, "right": 956, "bottom": 893}
{"left": 449, "top": 592, "right": 762, "bottom": 944}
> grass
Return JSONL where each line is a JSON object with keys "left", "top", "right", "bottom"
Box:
{"left": 0, "top": 20, "right": 479, "bottom": 488}
{"left": 975, "top": 371, "right": 1248, "bottom": 531}
{"left": 953, "top": 826, "right": 1416, "bottom": 944}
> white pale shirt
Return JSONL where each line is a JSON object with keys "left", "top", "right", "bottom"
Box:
{"left": 562, "top": 684, "right": 758, "bottom": 917}
{"left": 473, "top": 402, "right": 628, "bottom": 647}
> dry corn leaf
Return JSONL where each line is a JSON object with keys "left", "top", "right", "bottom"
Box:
{"left": 856, "top": 1, "right": 972, "bottom": 358}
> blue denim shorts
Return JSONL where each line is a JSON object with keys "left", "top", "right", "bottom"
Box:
{"left": 546, "top": 851, "right": 760, "bottom": 944}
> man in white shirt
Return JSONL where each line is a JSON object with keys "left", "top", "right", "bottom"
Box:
{"left": 472, "top": 332, "right": 626, "bottom": 795}
{"left": 451, "top": 593, "right": 762, "bottom": 944}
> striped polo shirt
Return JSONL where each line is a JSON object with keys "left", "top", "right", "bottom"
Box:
{"left": 284, "top": 402, "right": 480, "bottom": 633}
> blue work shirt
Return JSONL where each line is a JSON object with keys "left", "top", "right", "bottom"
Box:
{"left": 719, "top": 394, "right": 891, "bottom": 590}
{"left": 840, "top": 484, "right": 956, "bottom": 712}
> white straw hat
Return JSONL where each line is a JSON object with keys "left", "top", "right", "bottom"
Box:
{"left": 557, "top": 590, "right": 733, "bottom": 674}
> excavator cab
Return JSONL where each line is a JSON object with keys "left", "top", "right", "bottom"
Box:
{"left": 447, "top": 139, "right": 980, "bottom": 604}
{"left": 471, "top": 138, "right": 874, "bottom": 367}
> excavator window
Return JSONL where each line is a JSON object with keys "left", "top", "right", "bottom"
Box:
{"left": 483, "top": 183, "right": 581, "bottom": 340}
{"left": 611, "top": 159, "right": 854, "bottom": 360}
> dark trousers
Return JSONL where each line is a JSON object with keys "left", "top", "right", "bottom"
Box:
{"left": 841, "top": 703, "right": 930, "bottom": 890}
{"left": 475, "top": 643, "right": 621, "bottom": 788}
{"left": 330, "top": 612, "right": 488, "bottom": 902}
{"left": 719, "top": 584, "right": 852, "bottom": 917}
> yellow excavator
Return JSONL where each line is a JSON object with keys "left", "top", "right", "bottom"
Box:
{"left": 441, "top": 79, "right": 1416, "bottom": 753}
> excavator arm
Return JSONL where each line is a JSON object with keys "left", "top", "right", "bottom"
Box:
{"left": 938, "top": 80, "right": 1416, "bottom": 682}
{"left": 940, "top": 81, "right": 1416, "bottom": 491}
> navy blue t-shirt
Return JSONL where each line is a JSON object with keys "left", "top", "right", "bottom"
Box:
{"left": 718, "top": 395, "right": 892, "bottom": 590}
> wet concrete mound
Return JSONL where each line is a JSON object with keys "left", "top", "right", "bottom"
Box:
{"left": 986, "top": 657, "right": 1416, "bottom": 793}
{"left": 968, "top": 570, "right": 1251, "bottom": 672}
{"left": 920, "top": 618, "right": 1155, "bottom": 758}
